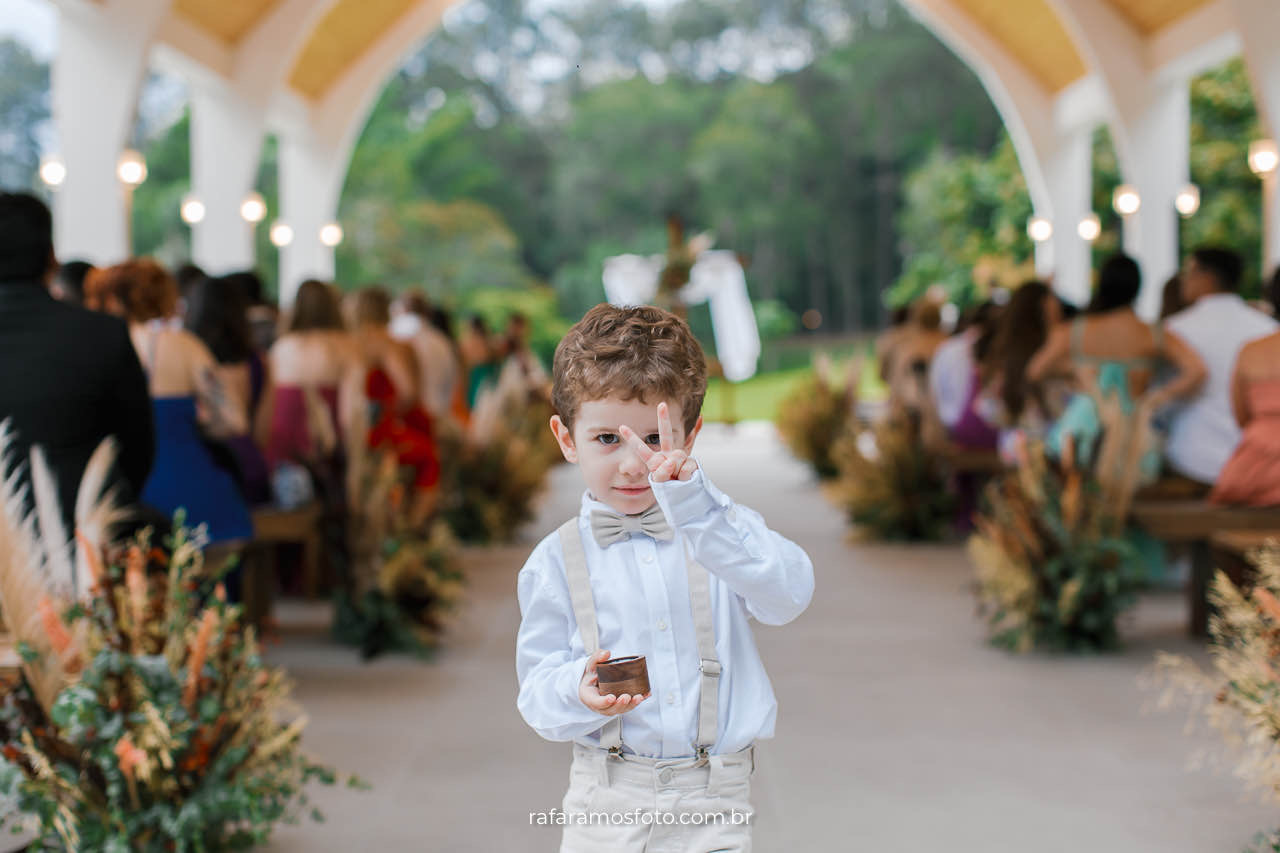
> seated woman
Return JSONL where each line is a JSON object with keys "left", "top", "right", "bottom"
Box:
{"left": 95, "top": 260, "right": 253, "bottom": 577}
{"left": 887, "top": 297, "right": 948, "bottom": 429}
{"left": 1211, "top": 329, "right": 1280, "bottom": 506}
{"left": 184, "top": 275, "right": 271, "bottom": 506}
{"left": 1028, "top": 254, "right": 1205, "bottom": 486}
{"left": 928, "top": 301, "right": 1001, "bottom": 452}
{"left": 350, "top": 287, "right": 439, "bottom": 509}
{"left": 261, "top": 280, "right": 359, "bottom": 487}
{"left": 979, "top": 281, "right": 1068, "bottom": 461}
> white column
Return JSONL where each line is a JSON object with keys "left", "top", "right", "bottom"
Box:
{"left": 1119, "top": 83, "right": 1189, "bottom": 319}
{"left": 1231, "top": 0, "right": 1280, "bottom": 274}
{"left": 49, "top": 0, "right": 168, "bottom": 264}
{"left": 189, "top": 86, "right": 265, "bottom": 274}
{"left": 1048, "top": 0, "right": 1190, "bottom": 320}
{"left": 1043, "top": 128, "right": 1094, "bottom": 307}
{"left": 278, "top": 134, "right": 345, "bottom": 304}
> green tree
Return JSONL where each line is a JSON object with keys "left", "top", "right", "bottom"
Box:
{"left": 0, "top": 38, "right": 49, "bottom": 192}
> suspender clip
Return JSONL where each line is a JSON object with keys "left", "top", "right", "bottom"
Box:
{"left": 699, "top": 658, "right": 721, "bottom": 677}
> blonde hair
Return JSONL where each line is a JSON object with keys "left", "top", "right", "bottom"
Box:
{"left": 552, "top": 303, "right": 707, "bottom": 434}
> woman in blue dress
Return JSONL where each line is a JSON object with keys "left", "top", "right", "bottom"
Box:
{"left": 96, "top": 260, "right": 254, "bottom": 582}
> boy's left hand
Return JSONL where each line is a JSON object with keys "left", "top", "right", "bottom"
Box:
{"left": 619, "top": 402, "right": 698, "bottom": 483}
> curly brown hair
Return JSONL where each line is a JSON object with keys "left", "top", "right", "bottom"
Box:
{"left": 552, "top": 303, "right": 707, "bottom": 434}
{"left": 87, "top": 259, "right": 177, "bottom": 322}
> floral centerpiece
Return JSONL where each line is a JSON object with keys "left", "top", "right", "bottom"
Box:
{"left": 775, "top": 355, "right": 859, "bottom": 480}
{"left": 336, "top": 448, "right": 463, "bottom": 660}
{"left": 0, "top": 433, "right": 349, "bottom": 851}
{"left": 1154, "top": 546, "right": 1280, "bottom": 852}
{"left": 831, "top": 415, "right": 955, "bottom": 542}
{"left": 438, "top": 366, "right": 561, "bottom": 544}
{"left": 970, "top": 437, "right": 1141, "bottom": 652}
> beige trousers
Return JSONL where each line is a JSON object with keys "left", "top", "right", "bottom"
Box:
{"left": 559, "top": 743, "right": 755, "bottom": 853}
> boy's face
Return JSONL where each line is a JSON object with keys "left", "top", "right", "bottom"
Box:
{"left": 550, "top": 395, "right": 702, "bottom": 515}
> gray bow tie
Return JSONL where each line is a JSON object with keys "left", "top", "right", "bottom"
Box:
{"left": 590, "top": 504, "right": 673, "bottom": 547}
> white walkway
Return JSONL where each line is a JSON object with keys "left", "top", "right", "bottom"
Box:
{"left": 267, "top": 423, "right": 1275, "bottom": 852}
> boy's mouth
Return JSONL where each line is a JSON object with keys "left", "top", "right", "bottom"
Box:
{"left": 612, "top": 485, "right": 651, "bottom": 496}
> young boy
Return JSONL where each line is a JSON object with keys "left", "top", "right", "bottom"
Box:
{"left": 516, "top": 303, "right": 815, "bottom": 852}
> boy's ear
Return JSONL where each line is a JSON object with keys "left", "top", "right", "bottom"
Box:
{"left": 549, "top": 414, "right": 578, "bottom": 464}
{"left": 683, "top": 414, "right": 704, "bottom": 451}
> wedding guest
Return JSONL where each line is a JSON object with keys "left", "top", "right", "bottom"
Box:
{"left": 106, "top": 259, "right": 253, "bottom": 567}
{"left": 1029, "top": 254, "right": 1205, "bottom": 481}
{"left": 185, "top": 276, "right": 271, "bottom": 505}
{"left": 50, "top": 259, "right": 93, "bottom": 306}
{"left": 1159, "top": 274, "right": 1185, "bottom": 321}
{"left": 1213, "top": 325, "right": 1280, "bottom": 505}
{"left": 262, "top": 279, "right": 358, "bottom": 473}
{"left": 459, "top": 315, "right": 500, "bottom": 409}
{"left": 979, "top": 281, "right": 1066, "bottom": 458}
{"left": 0, "top": 193, "right": 153, "bottom": 536}
{"left": 390, "top": 290, "right": 459, "bottom": 420}
{"left": 1163, "top": 248, "right": 1276, "bottom": 488}
{"left": 887, "top": 297, "right": 947, "bottom": 423}
{"left": 928, "top": 301, "right": 1000, "bottom": 449}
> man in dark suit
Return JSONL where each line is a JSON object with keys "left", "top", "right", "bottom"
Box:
{"left": 0, "top": 192, "right": 153, "bottom": 533}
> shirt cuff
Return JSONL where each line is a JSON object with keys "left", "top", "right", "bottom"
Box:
{"left": 650, "top": 465, "right": 729, "bottom": 526}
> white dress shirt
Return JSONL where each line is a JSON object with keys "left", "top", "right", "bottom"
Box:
{"left": 515, "top": 467, "right": 814, "bottom": 758}
{"left": 1164, "top": 293, "right": 1277, "bottom": 483}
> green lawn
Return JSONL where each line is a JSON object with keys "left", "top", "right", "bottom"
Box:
{"left": 703, "top": 356, "right": 887, "bottom": 423}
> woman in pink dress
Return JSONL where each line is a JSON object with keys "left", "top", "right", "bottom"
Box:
{"left": 1212, "top": 329, "right": 1280, "bottom": 506}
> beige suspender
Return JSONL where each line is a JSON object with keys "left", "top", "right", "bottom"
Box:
{"left": 557, "top": 516, "right": 721, "bottom": 760}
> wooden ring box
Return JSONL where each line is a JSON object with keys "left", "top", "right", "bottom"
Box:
{"left": 596, "top": 655, "right": 650, "bottom": 697}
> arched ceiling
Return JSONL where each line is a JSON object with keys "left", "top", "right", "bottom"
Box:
{"left": 159, "top": 0, "right": 1221, "bottom": 103}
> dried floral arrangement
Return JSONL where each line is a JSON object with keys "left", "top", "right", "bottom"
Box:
{"left": 775, "top": 355, "right": 859, "bottom": 480}
{"left": 336, "top": 448, "right": 463, "bottom": 660}
{"left": 970, "top": 436, "right": 1142, "bottom": 652}
{"left": 1153, "top": 546, "right": 1280, "bottom": 852}
{"left": 438, "top": 367, "right": 561, "bottom": 544}
{"left": 831, "top": 415, "right": 955, "bottom": 542}
{"left": 0, "top": 431, "right": 350, "bottom": 851}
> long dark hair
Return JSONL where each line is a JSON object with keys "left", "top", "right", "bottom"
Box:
{"left": 185, "top": 276, "right": 254, "bottom": 364}
{"left": 288, "top": 279, "right": 345, "bottom": 333}
{"left": 983, "top": 281, "right": 1053, "bottom": 422}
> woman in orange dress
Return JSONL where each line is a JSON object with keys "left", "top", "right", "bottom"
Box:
{"left": 1212, "top": 329, "right": 1280, "bottom": 506}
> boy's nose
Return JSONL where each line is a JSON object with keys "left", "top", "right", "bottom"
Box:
{"left": 618, "top": 449, "right": 646, "bottom": 477}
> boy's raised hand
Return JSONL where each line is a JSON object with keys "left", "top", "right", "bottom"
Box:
{"left": 619, "top": 402, "right": 698, "bottom": 483}
{"left": 580, "top": 650, "right": 648, "bottom": 715}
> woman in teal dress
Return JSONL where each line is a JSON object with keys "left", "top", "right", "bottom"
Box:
{"left": 1027, "top": 254, "right": 1206, "bottom": 578}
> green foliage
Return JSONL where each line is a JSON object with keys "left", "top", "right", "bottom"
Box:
{"left": 891, "top": 136, "right": 1034, "bottom": 308}
{"left": 452, "top": 284, "right": 570, "bottom": 366}
{"left": 0, "top": 38, "right": 49, "bottom": 192}
{"left": 0, "top": 524, "right": 345, "bottom": 851}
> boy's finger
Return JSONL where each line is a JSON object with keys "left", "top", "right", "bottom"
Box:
{"left": 677, "top": 457, "right": 698, "bottom": 480}
{"left": 657, "top": 402, "right": 674, "bottom": 453}
{"left": 618, "top": 425, "right": 655, "bottom": 462}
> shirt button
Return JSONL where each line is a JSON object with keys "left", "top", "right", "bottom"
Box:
{"left": 657, "top": 620, "right": 668, "bottom": 631}
{"left": 658, "top": 768, "right": 674, "bottom": 784}
{"left": 666, "top": 692, "right": 675, "bottom": 705}
{"left": 641, "top": 553, "right": 654, "bottom": 564}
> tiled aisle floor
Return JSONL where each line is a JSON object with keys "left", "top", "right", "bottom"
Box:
{"left": 267, "top": 423, "right": 1274, "bottom": 852}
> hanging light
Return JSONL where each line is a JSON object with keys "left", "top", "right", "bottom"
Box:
{"left": 1077, "top": 213, "right": 1101, "bottom": 242}
{"left": 1249, "top": 140, "right": 1279, "bottom": 176}
{"left": 1112, "top": 184, "right": 1141, "bottom": 216}
{"left": 239, "top": 191, "right": 267, "bottom": 224}
{"left": 1174, "top": 184, "right": 1200, "bottom": 217}
{"left": 319, "top": 222, "right": 344, "bottom": 247}
{"left": 39, "top": 154, "right": 66, "bottom": 188}
{"left": 1026, "top": 216, "right": 1053, "bottom": 243}
{"left": 269, "top": 221, "right": 294, "bottom": 247}
{"left": 116, "top": 149, "right": 147, "bottom": 186}
{"left": 179, "top": 193, "right": 206, "bottom": 225}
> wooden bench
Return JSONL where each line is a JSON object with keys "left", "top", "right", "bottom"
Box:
{"left": 243, "top": 503, "right": 324, "bottom": 629}
{"left": 1130, "top": 500, "right": 1280, "bottom": 636}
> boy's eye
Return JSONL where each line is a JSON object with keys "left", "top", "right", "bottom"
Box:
{"left": 645, "top": 434, "right": 661, "bottom": 446}
{"left": 596, "top": 433, "right": 619, "bottom": 446}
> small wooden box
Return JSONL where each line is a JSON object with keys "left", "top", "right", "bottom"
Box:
{"left": 596, "top": 655, "right": 650, "bottom": 697}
